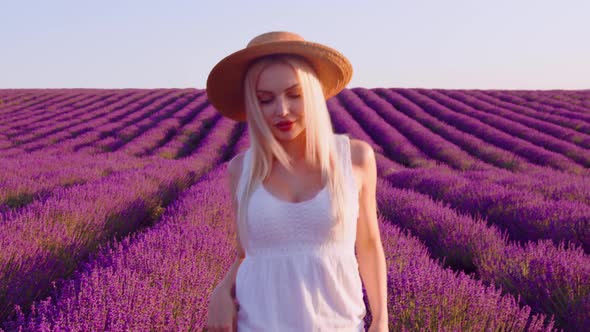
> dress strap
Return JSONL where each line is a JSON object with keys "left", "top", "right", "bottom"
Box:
{"left": 338, "top": 134, "right": 360, "bottom": 226}
{"left": 339, "top": 134, "right": 357, "bottom": 192}
{"left": 236, "top": 147, "right": 251, "bottom": 206}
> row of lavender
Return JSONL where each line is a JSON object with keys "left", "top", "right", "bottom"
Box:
{"left": 328, "top": 91, "right": 590, "bottom": 252}
{"left": 335, "top": 95, "right": 590, "bottom": 329}
{"left": 332, "top": 89, "right": 590, "bottom": 203}
{"left": 395, "top": 89, "right": 586, "bottom": 169}
{"left": 377, "top": 168, "right": 590, "bottom": 330}
{"left": 0, "top": 115, "right": 243, "bottom": 323}
{"left": 0, "top": 151, "right": 149, "bottom": 212}
{"left": 0, "top": 89, "right": 219, "bottom": 159}
{"left": 0, "top": 89, "right": 205, "bottom": 158}
{"left": 2, "top": 88, "right": 589, "bottom": 176}
{"left": 1, "top": 163, "right": 557, "bottom": 332}
{"left": 340, "top": 88, "right": 590, "bottom": 174}
{"left": 385, "top": 166, "right": 590, "bottom": 252}
{"left": 488, "top": 89, "right": 590, "bottom": 113}
{"left": 328, "top": 93, "right": 590, "bottom": 328}
{"left": 0, "top": 92, "right": 239, "bottom": 213}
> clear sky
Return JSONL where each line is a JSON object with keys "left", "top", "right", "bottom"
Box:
{"left": 2, "top": 0, "right": 589, "bottom": 90}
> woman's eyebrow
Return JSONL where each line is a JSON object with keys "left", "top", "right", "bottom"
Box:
{"left": 256, "top": 83, "right": 300, "bottom": 93}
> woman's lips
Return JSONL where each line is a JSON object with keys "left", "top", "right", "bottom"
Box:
{"left": 276, "top": 121, "right": 293, "bottom": 131}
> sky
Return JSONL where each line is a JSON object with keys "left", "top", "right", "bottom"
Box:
{"left": 1, "top": 0, "right": 589, "bottom": 90}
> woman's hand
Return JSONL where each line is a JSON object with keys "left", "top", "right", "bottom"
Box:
{"left": 205, "top": 285, "right": 240, "bottom": 332}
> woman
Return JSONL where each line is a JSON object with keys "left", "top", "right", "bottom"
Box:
{"left": 205, "top": 31, "right": 388, "bottom": 332}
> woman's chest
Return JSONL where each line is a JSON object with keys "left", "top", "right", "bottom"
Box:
{"left": 265, "top": 139, "right": 362, "bottom": 199}
{"left": 261, "top": 159, "right": 362, "bottom": 204}
{"left": 262, "top": 163, "right": 326, "bottom": 203}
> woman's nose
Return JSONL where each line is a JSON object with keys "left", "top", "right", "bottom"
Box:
{"left": 275, "top": 96, "right": 289, "bottom": 115}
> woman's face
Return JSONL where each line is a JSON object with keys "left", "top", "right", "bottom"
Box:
{"left": 255, "top": 62, "right": 305, "bottom": 141}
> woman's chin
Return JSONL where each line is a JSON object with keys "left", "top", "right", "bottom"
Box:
{"left": 274, "top": 127, "right": 302, "bottom": 141}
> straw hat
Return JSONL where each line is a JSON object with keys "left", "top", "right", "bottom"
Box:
{"left": 206, "top": 31, "right": 353, "bottom": 122}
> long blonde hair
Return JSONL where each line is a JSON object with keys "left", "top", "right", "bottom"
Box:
{"left": 235, "top": 54, "right": 349, "bottom": 254}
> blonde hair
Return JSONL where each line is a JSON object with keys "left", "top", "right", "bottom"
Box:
{"left": 235, "top": 54, "right": 348, "bottom": 254}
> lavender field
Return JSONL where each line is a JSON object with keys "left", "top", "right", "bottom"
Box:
{"left": 0, "top": 87, "right": 589, "bottom": 331}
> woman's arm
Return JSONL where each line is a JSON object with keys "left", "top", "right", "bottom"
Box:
{"left": 217, "top": 256, "right": 245, "bottom": 298}
{"left": 352, "top": 140, "right": 389, "bottom": 326}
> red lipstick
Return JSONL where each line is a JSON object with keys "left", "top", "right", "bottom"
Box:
{"left": 275, "top": 120, "right": 293, "bottom": 131}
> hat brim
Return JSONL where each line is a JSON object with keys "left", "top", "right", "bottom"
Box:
{"left": 206, "top": 40, "right": 353, "bottom": 122}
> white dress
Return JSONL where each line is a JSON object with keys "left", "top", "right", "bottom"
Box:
{"left": 235, "top": 133, "right": 367, "bottom": 331}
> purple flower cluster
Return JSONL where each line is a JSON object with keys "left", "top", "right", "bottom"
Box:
{"left": 337, "top": 89, "right": 436, "bottom": 168}
{"left": 385, "top": 166, "right": 590, "bottom": 251}
{"left": 469, "top": 90, "right": 590, "bottom": 143}
{"left": 408, "top": 89, "right": 587, "bottom": 174}
{"left": 440, "top": 90, "right": 590, "bottom": 168}
{"left": 377, "top": 172, "right": 589, "bottom": 329}
{"left": 353, "top": 87, "right": 487, "bottom": 171}
{"left": 2, "top": 163, "right": 236, "bottom": 331}
{"left": 374, "top": 88, "right": 532, "bottom": 172}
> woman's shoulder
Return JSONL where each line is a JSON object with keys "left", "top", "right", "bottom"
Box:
{"left": 346, "top": 137, "right": 375, "bottom": 193}
{"left": 228, "top": 150, "right": 247, "bottom": 188}
{"left": 348, "top": 138, "right": 374, "bottom": 169}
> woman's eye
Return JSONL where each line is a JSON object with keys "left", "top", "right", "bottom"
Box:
{"left": 258, "top": 93, "right": 299, "bottom": 104}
